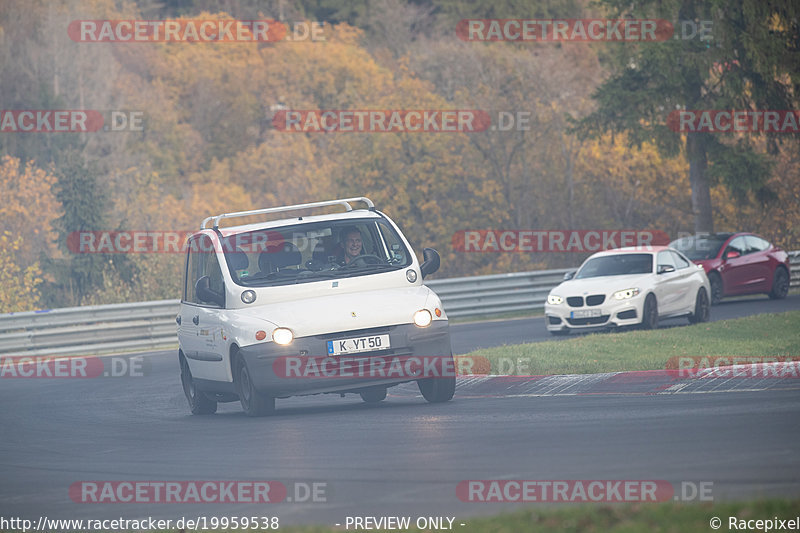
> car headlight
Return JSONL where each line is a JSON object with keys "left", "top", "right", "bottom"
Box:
{"left": 613, "top": 288, "right": 640, "bottom": 300}
{"left": 272, "top": 327, "right": 294, "bottom": 345}
{"left": 413, "top": 309, "right": 433, "bottom": 328}
{"left": 547, "top": 294, "right": 563, "bottom": 305}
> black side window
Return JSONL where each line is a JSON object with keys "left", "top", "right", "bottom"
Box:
{"left": 745, "top": 235, "right": 769, "bottom": 253}
{"left": 671, "top": 251, "right": 690, "bottom": 269}
{"left": 377, "top": 221, "right": 410, "bottom": 264}
{"left": 727, "top": 236, "right": 747, "bottom": 256}
{"left": 185, "top": 235, "right": 224, "bottom": 307}
{"left": 657, "top": 250, "right": 676, "bottom": 270}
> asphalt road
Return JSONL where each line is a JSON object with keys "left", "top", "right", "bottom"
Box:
{"left": 1, "top": 295, "right": 798, "bottom": 528}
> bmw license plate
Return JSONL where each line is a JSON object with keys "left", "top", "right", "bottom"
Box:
{"left": 327, "top": 334, "right": 390, "bottom": 355}
{"left": 570, "top": 309, "right": 602, "bottom": 319}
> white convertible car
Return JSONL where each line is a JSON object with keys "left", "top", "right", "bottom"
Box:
{"left": 545, "top": 246, "right": 711, "bottom": 335}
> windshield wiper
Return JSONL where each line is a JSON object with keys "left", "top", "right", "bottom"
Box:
{"left": 238, "top": 263, "right": 401, "bottom": 286}
{"left": 239, "top": 271, "right": 302, "bottom": 286}
{"left": 336, "top": 263, "right": 399, "bottom": 275}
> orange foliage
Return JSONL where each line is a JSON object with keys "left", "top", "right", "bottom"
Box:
{"left": 0, "top": 156, "right": 61, "bottom": 264}
{"left": 0, "top": 232, "right": 43, "bottom": 312}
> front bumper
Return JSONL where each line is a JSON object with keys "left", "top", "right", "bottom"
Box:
{"left": 545, "top": 296, "right": 643, "bottom": 331}
{"left": 238, "top": 320, "right": 452, "bottom": 397}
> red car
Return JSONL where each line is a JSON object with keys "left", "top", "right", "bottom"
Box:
{"left": 669, "top": 233, "right": 790, "bottom": 305}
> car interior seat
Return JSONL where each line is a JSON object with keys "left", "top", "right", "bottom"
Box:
{"left": 259, "top": 242, "right": 302, "bottom": 274}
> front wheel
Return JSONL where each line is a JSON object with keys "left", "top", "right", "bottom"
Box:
{"left": 180, "top": 355, "right": 217, "bottom": 415}
{"left": 234, "top": 354, "right": 275, "bottom": 417}
{"left": 708, "top": 272, "right": 723, "bottom": 305}
{"left": 418, "top": 375, "right": 456, "bottom": 403}
{"left": 640, "top": 294, "right": 658, "bottom": 330}
{"left": 769, "top": 268, "right": 789, "bottom": 300}
{"left": 360, "top": 386, "right": 387, "bottom": 403}
{"left": 688, "top": 288, "right": 710, "bottom": 324}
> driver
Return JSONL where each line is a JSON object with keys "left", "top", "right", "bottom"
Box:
{"left": 340, "top": 226, "right": 364, "bottom": 265}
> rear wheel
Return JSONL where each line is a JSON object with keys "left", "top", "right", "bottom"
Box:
{"left": 640, "top": 294, "right": 658, "bottom": 330}
{"left": 180, "top": 354, "right": 217, "bottom": 415}
{"left": 708, "top": 272, "right": 723, "bottom": 305}
{"left": 688, "top": 288, "right": 710, "bottom": 324}
{"left": 360, "top": 386, "right": 387, "bottom": 403}
{"left": 234, "top": 353, "right": 275, "bottom": 417}
{"left": 769, "top": 268, "right": 789, "bottom": 300}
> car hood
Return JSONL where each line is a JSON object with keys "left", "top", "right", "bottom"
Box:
{"left": 227, "top": 285, "right": 442, "bottom": 338}
{"left": 552, "top": 274, "right": 652, "bottom": 295}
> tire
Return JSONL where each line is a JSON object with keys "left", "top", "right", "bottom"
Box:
{"left": 708, "top": 272, "right": 723, "bottom": 305}
{"left": 418, "top": 368, "right": 456, "bottom": 403}
{"left": 234, "top": 353, "right": 275, "bottom": 417}
{"left": 549, "top": 328, "right": 570, "bottom": 336}
{"left": 640, "top": 294, "right": 658, "bottom": 330}
{"left": 180, "top": 355, "right": 217, "bottom": 415}
{"left": 769, "top": 267, "right": 789, "bottom": 300}
{"left": 688, "top": 288, "right": 710, "bottom": 324}
{"left": 360, "top": 386, "right": 387, "bottom": 403}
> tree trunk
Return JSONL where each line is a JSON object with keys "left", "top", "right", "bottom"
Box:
{"left": 686, "top": 132, "right": 714, "bottom": 233}
{"left": 560, "top": 133, "right": 575, "bottom": 229}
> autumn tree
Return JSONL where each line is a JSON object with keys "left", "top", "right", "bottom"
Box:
{"left": 0, "top": 233, "right": 43, "bottom": 313}
{"left": 0, "top": 156, "right": 62, "bottom": 263}
{"left": 575, "top": 0, "right": 800, "bottom": 233}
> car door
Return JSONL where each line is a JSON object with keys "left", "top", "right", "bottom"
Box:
{"left": 653, "top": 251, "right": 681, "bottom": 315}
{"left": 180, "top": 234, "right": 227, "bottom": 381}
{"left": 719, "top": 236, "right": 753, "bottom": 295}
{"left": 178, "top": 239, "right": 202, "bottom": 361}
{"left": 670, "top": 250, "right": 697, "bottom": 311}
{"left": 743, "top": 235, "right": 773, "bottom": 292}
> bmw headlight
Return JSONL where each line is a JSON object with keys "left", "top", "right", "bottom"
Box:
{"left": 413, "top": 309, "right": 433, "bottom": 328}
{"left": 547, "top": 294, "right": 563, "bottom": 305}
{"left": 272, "top": 327, "right": 294, "bottom": 345}
{"left": 613, "top": 288, "right": 640, "bottom": 300}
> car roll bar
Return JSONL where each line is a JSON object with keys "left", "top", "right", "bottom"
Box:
{"left": 200, "top": 197, "right": 375, "bottom": 229}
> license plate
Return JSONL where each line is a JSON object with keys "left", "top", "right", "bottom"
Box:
{"left": 571, "top": 309, "right": 602, "bottom": 319}
{"left": 327, "top": 334, "right": 390, "bottom": 355}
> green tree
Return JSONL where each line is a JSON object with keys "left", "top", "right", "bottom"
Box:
{"left": 42, "top": 151, "right": 121, "bottom": 306}
{"left": 574, "top": 0, "right": 800, "bottom": 232}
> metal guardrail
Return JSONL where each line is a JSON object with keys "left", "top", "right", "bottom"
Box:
{"left": 427, "top": 268, "right": 571, "bottom": 317}
{"left": 0, "top": 301, "right": 180, "bottom": 357}
{"left": 1, "top": 252, "right": 798, "bottom": 357}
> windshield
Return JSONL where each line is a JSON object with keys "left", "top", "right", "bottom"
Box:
{"left": 220, "top": 218, "right": 412, "bottom": 287}
{"left": 576, "top": 253, "right": 653, "bottom": 279}
{"left": 670, "top": 235, "right": 729, "bottom": 260}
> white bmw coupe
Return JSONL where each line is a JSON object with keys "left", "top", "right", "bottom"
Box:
{"left": 545, "top": 246, "right": 711, "bottom": 335}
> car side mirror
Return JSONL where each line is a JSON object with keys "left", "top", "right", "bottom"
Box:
{"left": 420, "top": 248, "right": 440, "bottom": 279}
{"left": 563, "top": 270, "right": 576, "bottom": 281}
{"left": 195, "top": 276, "right": 224, "bottom": 307}
{"left": 657, "top": 264, "right": 676, "bottom": 274}
{"left": 724, "top": 249, "right": 740, "bottom": 260}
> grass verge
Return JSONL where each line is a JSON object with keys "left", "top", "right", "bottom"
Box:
{"left": 72, "top": 499, "right": 799, "bottom": 533}
{"left": 450, "top": 308, "right": 544, "bottom": 324}
{"left": 459, "top": 311, "right": 800, "bottom": 376}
